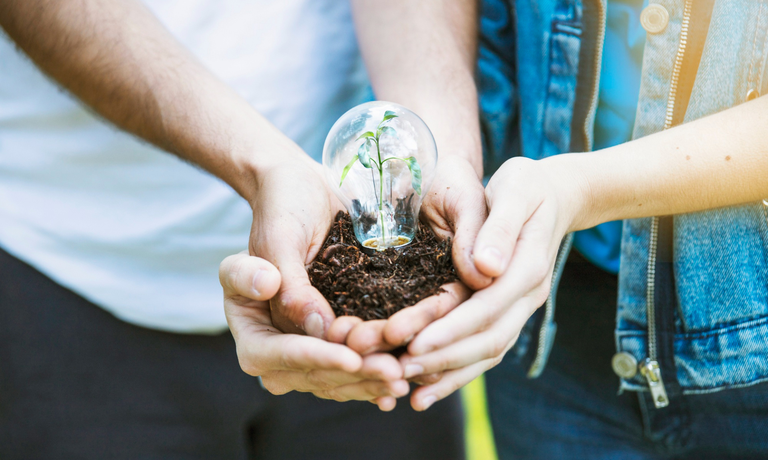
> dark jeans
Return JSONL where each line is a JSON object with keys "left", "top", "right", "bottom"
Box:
{"left": 486, "top": 251, "right": 768, "bottom": 460}
{"left": 0, "top": 247, "right": 465, "bottom": 460}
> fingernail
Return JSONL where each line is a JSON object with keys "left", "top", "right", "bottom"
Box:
{"left": 303, "top": 313, "right": 325, "bottom": 338}
{"left": 252, "top": 269, "right": 265, "bottom": 296}
{"left": 402, "top": 334, "right": 414, "bottom": 345}
{"left": 482, "top": 247, "right": 504, "bottom": 272}
{"left": 404, "top": 364, "right": 424, "bottom": 379}
{"left": 421, "top": 395, "right": 437, "bottom": 410}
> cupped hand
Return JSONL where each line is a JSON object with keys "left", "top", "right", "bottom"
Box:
{"left": 337, "top": 155, "right": 489, "bottom": 359}
{"left": 395, "top": 156, "right": 588, "bottom": 410}
{"left": 221, "top": 253, "right": 410, "bottom": 410}
{"left": 419, "top": 155, "right": 491, "bottom": 291}
{"left": 248, "top": 158, "right": 341, "bottom": 339}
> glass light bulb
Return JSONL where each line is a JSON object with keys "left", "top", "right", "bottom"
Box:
{"left": 323, "top": 101, "right": 437, "bottom": 250}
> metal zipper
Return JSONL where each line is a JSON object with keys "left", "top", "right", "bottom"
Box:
{"left": 762, "top": 199, "right": 768, "bottom": 227}
{"left": 642, "top": 0, "right": 694, "bottom": 409}
{"left": 583, "top": 0, "right": 608, "bottom": 152}
{"left": 527, "top": 0, "right": 606, "bottom": 378}
{"left": 527, "top": 233, "right": 574, "bottom": 378}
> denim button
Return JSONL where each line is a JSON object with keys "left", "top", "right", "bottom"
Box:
{"left": 747, "top": 88, "right": 760, "bottom": 101}
{"left": 612, "top": 352, "right": 638, "bottom": 379}
{"left": 641, "top": 4, "right": 669, "bottom": 34}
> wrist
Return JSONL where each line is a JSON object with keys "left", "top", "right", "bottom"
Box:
{"left": 541, "top": 153, "right": 602, "bottom": 233}
{"left": 227, "top": 122, "right": 315, "bottom": 207}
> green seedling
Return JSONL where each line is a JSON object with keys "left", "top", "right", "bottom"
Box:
{"left": 339, "top": 110, "right": 422, "bottom": 248}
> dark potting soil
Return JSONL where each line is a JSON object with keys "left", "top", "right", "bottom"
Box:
{"left": 308, "top": 212, "right": 457, "bottom": 321}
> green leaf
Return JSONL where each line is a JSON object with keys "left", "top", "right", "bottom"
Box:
{"left": 379, "top": 126, "right": 398, "bottom": 139}
{"left": 404, "top": 156, "right": 423, "bottom": 195}
{"left": 356, "top": 131, "right": 375, "bottom": 140}
{"left": 339, "top": 155, "right": 359, "bottom": 187}
{"left": 382, "top": 111, "right": 398, "bottom": 123}
{"left": 357, "top": 139, "right": 372, "bottom": 168}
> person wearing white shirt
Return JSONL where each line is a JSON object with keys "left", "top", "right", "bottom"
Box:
{"left": 0, "top": 0, "right": 486, "bottom": 457}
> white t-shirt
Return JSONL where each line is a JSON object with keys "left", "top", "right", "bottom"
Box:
{"left": 0, "top": 0, "right": 368, "bottom": 333}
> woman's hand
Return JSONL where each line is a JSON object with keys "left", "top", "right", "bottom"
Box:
{"left": 396, "top": 156, "right": 588, "bottom": 410}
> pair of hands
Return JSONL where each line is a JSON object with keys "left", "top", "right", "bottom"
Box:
{"left": 222, "top": 154, "right": 586, "bottom": 411}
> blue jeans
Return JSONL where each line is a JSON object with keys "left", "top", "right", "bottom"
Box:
{"left": 485, "top": 252, "right": 768, "bottom": 460}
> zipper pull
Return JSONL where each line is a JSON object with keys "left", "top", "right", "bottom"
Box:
{"left": 639, "top": 358, "right": 669, "bottom": 408}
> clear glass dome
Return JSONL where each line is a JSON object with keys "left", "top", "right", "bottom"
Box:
{"left": 323, "top": 101, "right": 438, "bottom": 250}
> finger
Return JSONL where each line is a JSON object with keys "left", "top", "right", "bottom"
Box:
{"left": 238, "top": 332, "right": 362, "bottom": 376}
{"left": 315, "top": 379, "right": 410, "bottom": 402}
{"left": 410, "top": 360, "right": 492, "bottom": 411}
{"left": 409, "top": 372, "right": 443, "bottom": 386}
{"left": 359, "top": 352, "right": 405, "bottom": 382}
{"left": 408, "top": 232, "right": 553, "bottom": 356}
{"left": 327, "top": 316, "right": 364, "bottom": 344}
{"left": 261, "top": 369, "right": 365, "bottom": 395}
{"left": 383, "top": 282, "right": 470, "bottom": 347}
{"left": 346, "top": 320, "right": 397, "bottom": 355}
{"left": 219, "top": 253, "right": 281, "bottom": 300}
{"left": 267, "top": 249, "right": 336, "bottom": 339}
{"left": 472, "top": 191, "right": 530, "bottom": 278}
{"left": 400, "top": 298, "right": 534, "bottom": 378}
{"left": 374, "top": 396, "right": 398, "bottom": 412}
{"left": 448, "top": 181, "right": 493, "bottom": 290}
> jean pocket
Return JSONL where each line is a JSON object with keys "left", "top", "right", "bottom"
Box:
{"left": 540, "top": 19, "right": 582, "bottom": 158}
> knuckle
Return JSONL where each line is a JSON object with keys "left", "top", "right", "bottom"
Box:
{"left": 280, "top": 340, "right": 306, "bottom": 370}
{"left": 447, "top": 376, "right": 466, "bottom": 396}
{"left": 261, "top": 376, "right": 288, "bottom": 395}
{"left": 488, "top": 333, "right": 509, "bottom": 359}
{"left": 477, "top": 305, "right": 504, "bottom": 331}
{"left": 223, "top": 257, "right": 247, "bottom": 294}
{"left": 432, "top": 353, "right": 454, "bottom": 373}
{"left": 530, "top": 260, "right": 551, "bottom": 285}
{"left": 489, "top": 352, "right": 506, "bottom": 370}
{"left": 236, "top": 350, "right": 261, "bottom": 377}
{"left": 304, "top": 370, "right": 331, "bottom": 390}
{"left": 485, "top": 215, "right": 518, "bottom": 242}
{"left": 320, "top": 387, "right": 346, "bottom": 402}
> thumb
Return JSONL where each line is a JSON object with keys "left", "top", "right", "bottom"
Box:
{"left": 449, "top": 183, "right": 493, "bottom": 290}
{"left": 473, "top": 191, "right": 530, "bottom": 278}
{"left": 219, "top": 253, "right": 281, "bottom": 301}
{"left": 265, "top": 243, "right": 336, "bottom": 339}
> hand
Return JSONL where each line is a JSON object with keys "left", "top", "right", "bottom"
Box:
{"left": 330, "top": 281, "right": 472, "bottom": 390}
{"left": 337, "top": 155, "right": 490, "bottom": 359}
{"left": 248, "top": 157, "right": 342, "bottom": 339}
{"left": 395, "top": 156, "right": 586, "bottom": 410}
{"left": 221, "top": 253, "right": 410, "bottom": 409}
{"left": 419, "top": 155, "right": 491, "bottom": 292}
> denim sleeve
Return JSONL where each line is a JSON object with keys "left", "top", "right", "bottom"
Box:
{"left": 478, "top": 0, "right": 519, "bottom": 178}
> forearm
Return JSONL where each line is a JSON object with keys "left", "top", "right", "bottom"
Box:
{"left": 350, "top": 0, "right": 482, "bottom": 176}
{"left": 0, "top": 0, "right": 310, "bottom": 204}
{"left": 556, "top": 96, "right": 768, "bottom": 231}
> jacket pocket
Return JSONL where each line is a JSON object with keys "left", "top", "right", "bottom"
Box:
{"left": 540, "top": 16, "right": 582, "bottom": 158}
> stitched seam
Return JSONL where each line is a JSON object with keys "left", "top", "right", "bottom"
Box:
{"left": 618, "top": 314, "right": 768, "bottom": 340}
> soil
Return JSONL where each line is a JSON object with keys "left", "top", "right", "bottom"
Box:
{"left": 308, "top": 212, "right": 457, "bottom": 321}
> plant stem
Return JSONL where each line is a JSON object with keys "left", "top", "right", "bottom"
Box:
{"left": 375, "top": 138, "right": 386, "bottom": 247}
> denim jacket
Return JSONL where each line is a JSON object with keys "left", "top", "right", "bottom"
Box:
{"left": 479, "top": 0, "right": 768, "bottom": 402}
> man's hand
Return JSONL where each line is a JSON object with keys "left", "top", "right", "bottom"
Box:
{"left": 221, "top": 253, "right": 410, "bottom": 410}
{"left": 246, "top": 158, "right": 343, "bottom": 339}
{"left": 394, "top": 157, "right": 586, "bottom": 410}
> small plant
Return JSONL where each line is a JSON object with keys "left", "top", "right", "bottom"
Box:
{"left": 338, "top": 111, "right": 422, "bottom": 249}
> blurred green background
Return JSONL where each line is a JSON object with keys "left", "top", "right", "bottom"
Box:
{"left": 461, "top": 375, "right": 498, "bottom": 460}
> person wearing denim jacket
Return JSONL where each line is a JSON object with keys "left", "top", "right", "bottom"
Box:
{"left": 386, "top": 0, "right": 768, "bottom": 458}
